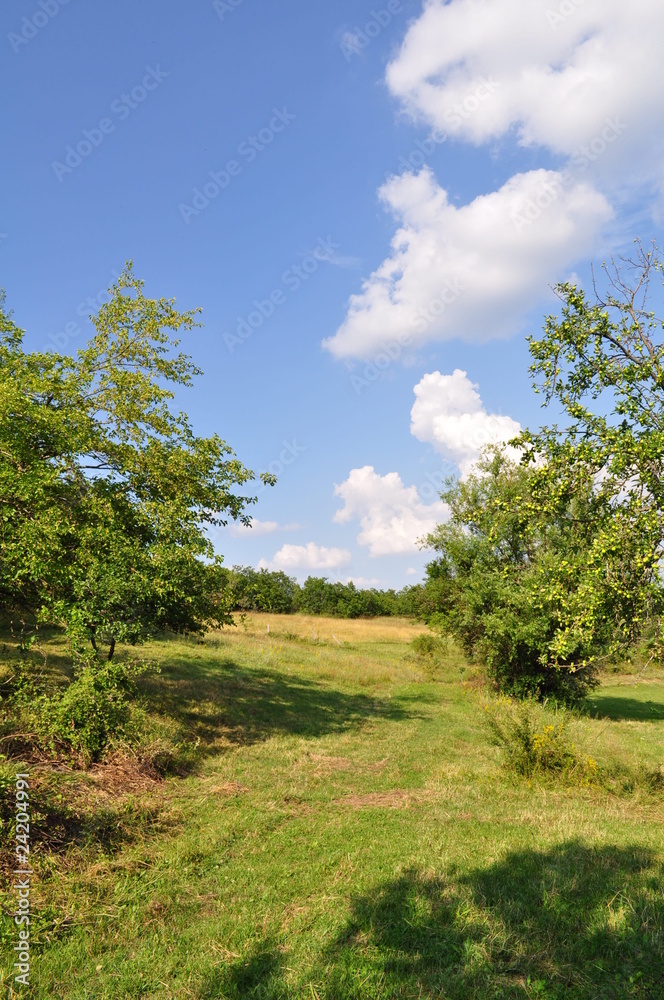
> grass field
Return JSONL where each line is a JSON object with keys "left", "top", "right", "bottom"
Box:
{"left": 1, "top": 614, "right": 663, "bottom": 998}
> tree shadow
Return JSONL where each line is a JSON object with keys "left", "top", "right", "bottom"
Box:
{"left": 199, "top": 939, "right": 290, "bottom": 1000}
{"left": 138, "top": 652, "right": 416, "bottom": 771}
{"left": 585, "top": 694, "right": 664, "bottom": 722}
{"left": 315, "top": 841, "right": 664, "bottom": 999}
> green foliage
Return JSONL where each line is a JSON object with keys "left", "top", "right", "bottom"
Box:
{"left": 219, "top": 567, "right": 424, "bottom": 619}
{"left": 4, "top": 626, "right": 664, "bottom": 997}
{"left": 222, "top": 565, "right": 299, "bottom": 614}
{"left": 483, "top": 696, "right": 597, "bottom": 781}
{"left": 410, "top": 633, "right": 446, "bottom": 659}
{"left": 5, "top": 653, "right": 151, "bottom": 762}
{"left": 521, "top": 244, "right": 664, "bottom": 659}
{"left": 38, "top": 661, "right": 139, "bottom": 761}
{"left": 421, "top": 247, "right": 664, "bottom": 703}
{"left": 0, "top": 269, "right": 271, "bottom": 660}
{"left": 297, "top": 576, "right": 419, "bottom": 618}
{"left": 422, "top": 449, "right": 619, "bottom": 703}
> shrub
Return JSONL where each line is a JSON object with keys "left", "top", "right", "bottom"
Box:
{"left": 484, "top": 696, "right": 598, "bottom": 782}
{"left": 34, "top": 659, "right": 150, "bottom": 762}
{"left": 46, "top": 666, "right": 129, "bottom": 760}
{"left": 410, "top": 633, "right": 448, "bottom": 661}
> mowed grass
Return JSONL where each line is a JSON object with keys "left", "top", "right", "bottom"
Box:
{"left": 1, "top": 615, "right": 664, "bottom": 999}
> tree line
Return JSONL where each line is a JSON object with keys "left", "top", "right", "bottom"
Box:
{"left": 220, "top": 566, "right": 424, "bottom": 618}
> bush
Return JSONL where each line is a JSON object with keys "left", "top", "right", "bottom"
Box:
{"left": 410, "top": 634, "right": 446, "bottom": 659}
{"left": 25, "top": 659, "right": 151, "bottom": 762}
{"left": 222, "top": 566, "right": 299, "bottom": 614}
{"left": 484, "top": 696, "right": 598, "bottom": 783}
{"left": 45, "top": 665, "right": 131, "bottom": 760}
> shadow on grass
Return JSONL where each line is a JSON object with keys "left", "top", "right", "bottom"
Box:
{"left": 138, "top": 652, "right": 416, "bottom": 771}
{"left": 276, "top": 841, "right": 662, "bottom": 1000}
{"left": 586, "top": 695, "right": 664, "bottom": 722}
{"left": 199, "top": 939, "right": 289, "bottom": 1000}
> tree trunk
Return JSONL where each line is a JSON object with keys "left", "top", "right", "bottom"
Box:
{"left": 108, "top": 638, "right": 115, "bottom": 661}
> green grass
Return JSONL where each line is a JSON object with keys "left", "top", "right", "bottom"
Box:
{"left": 1, "top": 614, "right": 663, "bottom": 998}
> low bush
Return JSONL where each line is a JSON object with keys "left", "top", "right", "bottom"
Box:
{"left": 484, "top": 696, "right": 598, "bottom": 783}
{"left": 5, "top": 655, "right": 153, "bottom": 763}
{"left": 410, "top": 634, "right": 446, "bottom": 659}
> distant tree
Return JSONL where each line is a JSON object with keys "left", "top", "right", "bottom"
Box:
{"left": 223, "top": 566, "right": 298, "bottom": 614}
{"left": 0, "top": 266, "right": 274, "bottom": 660}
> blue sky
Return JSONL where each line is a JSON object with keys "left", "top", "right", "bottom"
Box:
{"left": 2, "top": 0, "right": 661, "bottom": 587}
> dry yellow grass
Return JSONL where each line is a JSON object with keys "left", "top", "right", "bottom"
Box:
{"left": 228, "top": 612, "right": 428, "bottom": 644}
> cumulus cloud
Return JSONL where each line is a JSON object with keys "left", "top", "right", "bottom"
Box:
{"left": 386, "top": 0, "right": 662, "bottom": 168}
{"left": 334, "top": 466, "right": 447, "bottom": 556}
{"left": 411, "top": 369, "right": 521, "bottom": 476}
{"left": 261, "top": 542, "right": 351, "bottom": 571}
{"left": 323, "top": 167, "right": 611, "bottom": 359}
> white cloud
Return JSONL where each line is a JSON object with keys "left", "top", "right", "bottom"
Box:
{"left": 261, "top": 542, "right": 351, "bottom": 571}
{"left": 334, "top": 466, "right": 447, "bottom": 556}
{"left": 411, "top": 369, "right": 521, "bottom": 476}
{"left": 386, "top": 0, "right": 663, "bottom": 169}
{"left": 323, "top": 167, "right": 611, "bottom": 359}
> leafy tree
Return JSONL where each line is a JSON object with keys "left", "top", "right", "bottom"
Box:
{"left": 422, "top": 244, "right": 664, "bottom": 701}
{"left": 423, "top": 449, "right": 624, "bottom": 702}
{"left": 0, "top": 266, "right": 273, "bottom": 660}
{"left": 521, "top": 242, "right": 664, "bottom": 660}
{"left": 223, "top": 566, "right": 298, "bottom": 614}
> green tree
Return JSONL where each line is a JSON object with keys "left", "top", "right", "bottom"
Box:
{"left": 223, "top": 566, "right": 299, "bottom": 614}
{"left": 423, "top": 449, "right": 625, "bottom": 702}
{"left": 521, "top": 242, "right": 664, "bottom": 659}
{"left": 422, "top": 244, "right": 664, "bottom": 701}
{"left": 0, "top": 265, "right": 273, "bottom": 660}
